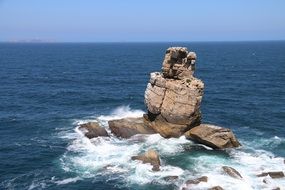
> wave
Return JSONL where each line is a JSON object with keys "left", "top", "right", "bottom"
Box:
{"left": 58, "top": 106, "right": 285, "bottom": 189}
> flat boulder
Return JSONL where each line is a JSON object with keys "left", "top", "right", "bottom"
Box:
{"left": 108, "top": 117, "right": 155, "bottom": 138}
{"left": 79, "top": 122, "right": 108, "bottom": 139}
{"left": 184, "top": 124, "right": 241, "bottom": 149}
{"left": 257, "top": 171, "right": 284, "bottom": 179}
{"left": 131, "top": 149, "right": 161, "bottom": 171}
{"left": 222, "top": 166, "right": 243, "bottom": 179}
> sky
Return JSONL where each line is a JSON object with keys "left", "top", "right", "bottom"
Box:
{"left": 0, "top": 0, "right": 285, "bottom": 42}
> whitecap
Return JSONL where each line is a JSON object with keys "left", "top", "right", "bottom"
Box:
{"left": 54, "top": 177, "right": 81, "bottom": 185}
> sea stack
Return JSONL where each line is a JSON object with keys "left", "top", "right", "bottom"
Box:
{"left": 144, "top": 47, "right": 204, "bottom": 138}
{"left": 108, "top": 47, "right": 240, "bottom": 149}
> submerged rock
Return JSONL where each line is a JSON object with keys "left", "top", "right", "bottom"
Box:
{"left": 186, "top": 176, "right": 208, "bottom": 185}
{"left": 257, "top": 171, "right": 284, "bottom": 179}
{"left": 108, "top": 117, "right": 155, "bottom": 138}
{"left": 131, "top": 149, "right": 161, "bottom": 171}
{"left": 163, "top": 176, "right": 179, "bottom": 182}
{"left": 79, "top": 122, "right": 108, "bottom": 139}
{"left": 222, "top": 166, "right": 243, "bottom": 179}
{"left": 184, "top": 124, "right": 241, "bottom": 149}
{"left": 209, "top": 186, "right": 224, "bottom": 190}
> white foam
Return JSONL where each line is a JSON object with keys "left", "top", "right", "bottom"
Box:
{"left": 54, "top": 177, "right": 81, "bottom": 185}
{"left": 97, "top": 105, "right": 145, "bottom": 121}
{"left": 60, "top": 106, "right": 285, "bottom": 189}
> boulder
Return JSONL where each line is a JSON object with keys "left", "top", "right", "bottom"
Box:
{"left": 184, "top": 124, "right": 241, "bottom": 149}
{"left": 209, "top": 186, "right": 224, "bottom": 190}
{"left": 257, "top": 171, "right": 284, "bottom": 179}
{"left": 79, "top": 122, "right": 108, "bottom": 139}
{"left": 131, "top": 149, "right": 161, "bottom": 171}
{"left": 108, "top": 117, "right": 155, "bottom": 138}
{"left": 186, "top": 176, "right": 208, "bottom": 185}
{"left": 222, "top": 166, "right": 243, "bottom": 179}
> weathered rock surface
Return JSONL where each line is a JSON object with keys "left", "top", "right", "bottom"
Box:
{"left": 108, "top": 117, "right": 155, "bottom": 138}
{"left": 144, "top": 47, "right": 204, "bottom": 138}
{"left": 79, "top": 122, "right": 108, "bottom": 139}
{"left": 162, "top": 47, "right": 196, "bottom": 79}
{"left": 131, "top": 149, "right": 161, "bottom": 171}
{"left": 184, "top": 124, "right": 241, "bottom": 149}
{"left": 144, "top": 114, "right": 194, "bottom": 138}
{"left": 257, "top": 171, "right": 284, "bottom": 179}
{"left": 222, "top": 166, "right": 243, "bottom": 179}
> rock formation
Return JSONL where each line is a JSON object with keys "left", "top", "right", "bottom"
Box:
{"left": 108, "top": 46, "right": 240, "bottom": 149}
{"left": 79, "top": 122, "right": 108, "bottom": 139}
{"left": 144, "top": 47, "right": 204, "bottom": 137}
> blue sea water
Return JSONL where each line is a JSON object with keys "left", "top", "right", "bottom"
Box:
{"left": 0, "top": 42, "right": 285, "bottom": 190}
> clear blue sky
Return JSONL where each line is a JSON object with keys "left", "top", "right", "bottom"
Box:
{"left": 0, "top": 0, "right": 284, "bottom": 42}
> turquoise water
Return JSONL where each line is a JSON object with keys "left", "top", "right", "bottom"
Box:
{"left": 0, "top": 42, "right": 284, "bottom": 189}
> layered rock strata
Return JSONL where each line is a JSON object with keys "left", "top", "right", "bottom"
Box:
{"left": 144, "top": 47, "right": 204, "bottom": 137}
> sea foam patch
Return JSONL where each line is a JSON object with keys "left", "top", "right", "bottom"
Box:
{"left": 59, "top": 106, "right": 285, "bottom": 189}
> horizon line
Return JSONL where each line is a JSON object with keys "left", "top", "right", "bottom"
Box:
{"left": 0, "top": 39, "right": 285, "bottom": 44}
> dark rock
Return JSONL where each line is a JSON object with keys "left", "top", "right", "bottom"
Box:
{"left": 257, "top": 171, "right": 284, "bottom": 179}
{"left": 186, "top": 176, "right": 208, "bottom": 185}
{"left": 208, "top": 186, "right": 224, "bottom": 190}
{"left": 163, "top": 176, "right": 179, "bottom": 182}
{"left": 79, "top": 122, "right": 108, "bottom": 139}
{"left": 222, "top": 166, "right": 243, "bottom": 179}
{"left": 272, "top": 188, "right": 280, "bottom": 190}
{"left": 131, "top": 149, "right": 161, "bottom": 171}
{"left": 184, "top": 124, "right": 241, "bottom": 149}
{"left": 108, "top": 117, "right": 155, "bottom": 138}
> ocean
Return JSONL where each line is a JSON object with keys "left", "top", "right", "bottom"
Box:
{"left": 0, "top": 42, "right": 284, "bottom": 190}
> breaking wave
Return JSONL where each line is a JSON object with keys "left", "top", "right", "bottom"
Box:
{"left": 59, "top": 106, "right": 285, "bottom": 189}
